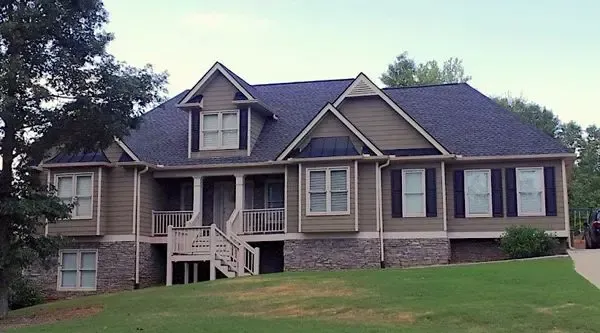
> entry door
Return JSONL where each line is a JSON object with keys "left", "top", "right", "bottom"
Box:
{"left": 213, "top": 181, "right": 235, "bottom": 231}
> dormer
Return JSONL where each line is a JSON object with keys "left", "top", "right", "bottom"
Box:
{"left": 177, "top": 62, "right": 272, "bottom": 158}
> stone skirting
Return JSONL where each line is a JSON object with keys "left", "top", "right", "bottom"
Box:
{"left": 450, "top": 238, "right": 568, "bottom": 263}
{"left": 28, "top": 241, "right": 164, "bottom": 300}
{"left": 284, "top": 238, "right": 380, "bottom": 271}
{"left": 384, "top": 238, "right": 450, "bottom": 267}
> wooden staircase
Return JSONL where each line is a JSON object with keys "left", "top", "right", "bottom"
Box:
{"left": 165, "top": 224, "right": 260, "bottom": 285}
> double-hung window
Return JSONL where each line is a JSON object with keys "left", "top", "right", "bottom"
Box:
{"left": 402, "top": 169, "right": 425, "bottom": 217}
{"left": 56, "top": 174, "right": 93, "bottom": 219}
{"left": 516, "top": 167, "right": 545, "bottom": 216}
{"left": 307, "top": 167, "right": 349, "bottom": 215}
{"left": 201, "top": 110, "right": 239, "bottom": 149}
{"left": 58, "top": 250, "right": 97, "bottom": 291}
{"left": 464, "top": 170, "right": 492, "bottom": 217}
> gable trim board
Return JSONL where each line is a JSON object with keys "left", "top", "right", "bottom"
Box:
{"left": 276, "top": 103, "right": 383, "bottom": 161}
{"left": 332, "top": 73, "right": 450, "bottom": 155}
{"left": 178, "top": 62, "right": 254, "bottom": 106}
{"left": 114, "top": 138, "right": 140, "bottom": 162}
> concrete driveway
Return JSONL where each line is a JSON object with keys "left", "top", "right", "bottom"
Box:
{"left": 569, "top": 249, "right": 600, "bottom": 288}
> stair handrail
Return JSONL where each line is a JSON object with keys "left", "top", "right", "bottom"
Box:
{"left": 212, "top": 224, "right": 259, "bottom": 276}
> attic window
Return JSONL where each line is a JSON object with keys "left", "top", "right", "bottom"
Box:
{"left": 200, "top": 110, "right": 239, "bottom": 150}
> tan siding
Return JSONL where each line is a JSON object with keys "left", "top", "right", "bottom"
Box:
{"left": 199, "top": 72, "right": 239, "bottom": 110}
{"left": 358, "top": 162, "right": 378, "bottom": 232}
{"left": 300, "top": 161, "right": 356, "bottom": 232}
{"left": 250, "top": 109, "right": 264, "bottom": 151}
{"left": 190, "top": 149, "right": 247, "bottom": 159}
{"left": 382, "top": 162, "right": 444, "bottom": 232}
{"left": 105, "top": 167, "right": 135, "bottom": 235}
{"left": 286, "top": 165, "right": 299, "bottom": 232}
{"left": 47, "top": 167, "right": 100, "bottom": 236}
{"left": 338, "top": 97, "right": 433, "bottom": 150}
{"left": 445, "top": 160, "right": 565, "bottom": 232}
{"left": 139, "top": 173, "right": 159, "bottom": 237}
{"left": 103, "top": 143, "right": 124, "bottom": 163}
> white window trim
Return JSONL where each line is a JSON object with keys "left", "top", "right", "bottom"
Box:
{"left": 199, "top": 110, "right": 240, "bottom": 150}
{"left": 401, "top": 169, "right": 426, "bottom": 218}
{"left": 516, "top": 167, "right": 546, "bottom": 217}
{"left": 306, "top": 166, "right": 351, "bottom": 216}
{"left": 57, "top": 249, "right": 98, "bottom": 292}
{"left": 464, "top": 169, "right": 493, "bottom": 218}
{"left": 54, "top": 172, "right": 94, "bottom": 220}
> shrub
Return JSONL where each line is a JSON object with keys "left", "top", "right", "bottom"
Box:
{"left": 499, "top": 226, "right": 559, "bottom": 259}
{"left": 9, "top": 277, "right": 43, "bottom": 310}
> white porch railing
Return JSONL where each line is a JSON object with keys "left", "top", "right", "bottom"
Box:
{"left": 152, "top": 211, "right": 194, "bottom": 236}
{"left": 241, "top": 208, "right": 285, "bottom": 234}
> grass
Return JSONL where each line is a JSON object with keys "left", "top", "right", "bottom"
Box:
{"left": 3, "top": 257, "right": 600, "bottom": 332}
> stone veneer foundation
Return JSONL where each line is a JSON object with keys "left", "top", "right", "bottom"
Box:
{"left": 29, "top": 241, "right": 164, "bottom": 300}
{"left": 284, "top": 238, "right": 451, "bottom": 271}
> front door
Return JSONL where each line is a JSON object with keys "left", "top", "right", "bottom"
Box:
{"left": 213, "top": 181, "right": 235, "bottom": 231}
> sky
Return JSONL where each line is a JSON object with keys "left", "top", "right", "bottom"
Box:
{"left": 103, "top": 0, "right": 600, "bottom": 127}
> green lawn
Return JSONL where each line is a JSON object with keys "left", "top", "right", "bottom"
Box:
{"left": 3, "top": 257, "right": 600, "bottom": 332}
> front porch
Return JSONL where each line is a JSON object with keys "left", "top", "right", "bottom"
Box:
{"left": 151, "top": 172, "right": 286, "bottom": 237}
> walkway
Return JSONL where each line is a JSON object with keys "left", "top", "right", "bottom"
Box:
{"left": 568, "top": 249, "right": 600, "bottom": 288}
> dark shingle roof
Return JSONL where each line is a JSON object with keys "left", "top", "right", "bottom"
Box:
{"left": 122, "top": 77, "right": 568, "bottom": 166}
{"left": 47, "top": 151, "right": 109, "bottom": 163}
{"left": 295, "top": 136, "right": 359, "bottom": 158}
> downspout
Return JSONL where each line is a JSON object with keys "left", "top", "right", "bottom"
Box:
{"left": 378, "top": 158, "right": 391, "bottom": 268}
{"left": 134, "top": 166, "right": 149, "bottom": 289}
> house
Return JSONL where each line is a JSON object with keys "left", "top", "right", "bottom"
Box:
{"left": 31, "top": 62, "right": 573, "bottom": 298}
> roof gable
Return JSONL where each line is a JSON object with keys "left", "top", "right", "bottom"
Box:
{"left": 276, "top": 103, "right": 382, "bottom": 160}
{"left": 333, "top": 73, "right": 449, "bottom": 155}
{"left": 178, "top": 62, "right": 255, "bottom": 106}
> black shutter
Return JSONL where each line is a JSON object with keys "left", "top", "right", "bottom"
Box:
{"left": 505, "top": 168, "right": 517, "bottom": 217}
{"left": 491, "top": 169, "right": 504, "bottom": 217}
{"left": 391, "top": 169, "right": 403, "bottom": 218}
{"left": 544, "top": 167, "right": 557, "bottom": 216}
{"left": 239, "top": 108, "right": 248, "bottom": 150}
{"left": 454, "top": 170, "right": 465, "bottom": 218}
{"left": 190, "top": 109, "right": 200, "bottom": 152}
{"left": 425, "top": 168, "right": 437, "bottom": 217}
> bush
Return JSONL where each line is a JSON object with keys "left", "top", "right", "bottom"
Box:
{"left": 499, "top": 226, "right": 559, "bottom": 259}
{"left": 9, "top": 277, "right": 43, "bottom": 310}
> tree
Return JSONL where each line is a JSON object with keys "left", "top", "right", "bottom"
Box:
{"left": 494, "top": 97, "right": 561, "bottom": 138}
{"left": 380, "top": 52, "right": 472, "bottom": 87}
{"left": 0, "top": 0, "right": 167, "bottom": 317}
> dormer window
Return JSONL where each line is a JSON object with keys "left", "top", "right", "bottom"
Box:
{"left": 200, "top": 110, "right": 239, "bottom": 150}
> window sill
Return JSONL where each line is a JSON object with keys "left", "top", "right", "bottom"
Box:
{"left": 57, "top": 287, "right": 97, "bottom": 292}
{"left": 199, "top": 146, "right": 239, "bottom": 151}
{"left": 401, "top": 214, "right": 427, "bottom": 218}
{"left": 61, "top": 216, "right": 94, "bottom": 221}
{"left": 517, "top": 212, "right": 546, "bottom": 217}
{"left": 465, "top": 214, "right": 493, "bottom": 218}
{"left": 306, "top": 212, "right": 351, "bottom": 217}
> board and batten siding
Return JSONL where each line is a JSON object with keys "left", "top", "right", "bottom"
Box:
{"left": 381, "top": 162, "right": 444, "bottom": 232}
{"left": 337, "top": 96, "right": 434, "bottom": 150}
{"left": 45, "top": 167, "right": 101, "bottom": 236}
{"left": 445, "top": 160, "right": 565, "bottom": 232}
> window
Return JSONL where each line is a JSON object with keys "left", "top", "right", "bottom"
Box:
{"left": 56, "top": 174, "right": 93, "bottom": 219}
{"left": 200, "top": 110, "right": 239, "bottom": 149}
{"left": 516, "top": 167, "right": 545, "bottom": 216}
{"left": 58, "top": 250, "right": 97, "bottom": 291}
{"left": 402, "top": 169, "right": 425, "bottom": 217}
{"left": 307, "top": 167, "right": 349, "bottom": 215}
{"left": 465, "top": 170, "right": 492, "bottom": 217}
{"left": 266, "top": 181, "right": 284, "bottom": 209}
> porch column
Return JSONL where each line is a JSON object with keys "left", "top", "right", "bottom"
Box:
{"left": 234, "top": 174, "right": 245, "bottom": 234}
{"left": 192, "top": 176, "right": 203, "bottom": 224}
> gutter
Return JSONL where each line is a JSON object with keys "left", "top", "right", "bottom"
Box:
{"left": 134, "top": 166, "right": 149, "bottom": 289}
{"left": 377, "top": 158, "right": 391, "bottom": 268}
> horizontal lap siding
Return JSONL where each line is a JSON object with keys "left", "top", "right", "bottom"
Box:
{"left": 286, "top": 166, "right": 299, "bottom": 232}
{"left": 337, "top": 97, "right": 433, "bottom": 150}
{"left": 139, "top": 173, "right": 158, "bottom": 237}
{"left": 445, "top": 160, "right": 565, "bottom": 232}
{"left": 301, "top": 161, "right": 356, "bottom": 232}
{"left": 382, "top": 162, "right": 444, "bottom": 232}
{"left": 105, "top": 168, "right": 135, "bottom": 235}
{"left": 250, "top": 110, "right": 264, "bottom": 151}
{"left": 358, "top": 162, "right": 377, "bottom": 232}
{"left": 47, "top": 168, "right": 99, "bottom": 236}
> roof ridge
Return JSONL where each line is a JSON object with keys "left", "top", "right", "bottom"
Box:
{"left": 382, "top": 82, "right": 466, "bottom": 90}
{"left": 253, "top": 78, "right": 354, "bottom": 87}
